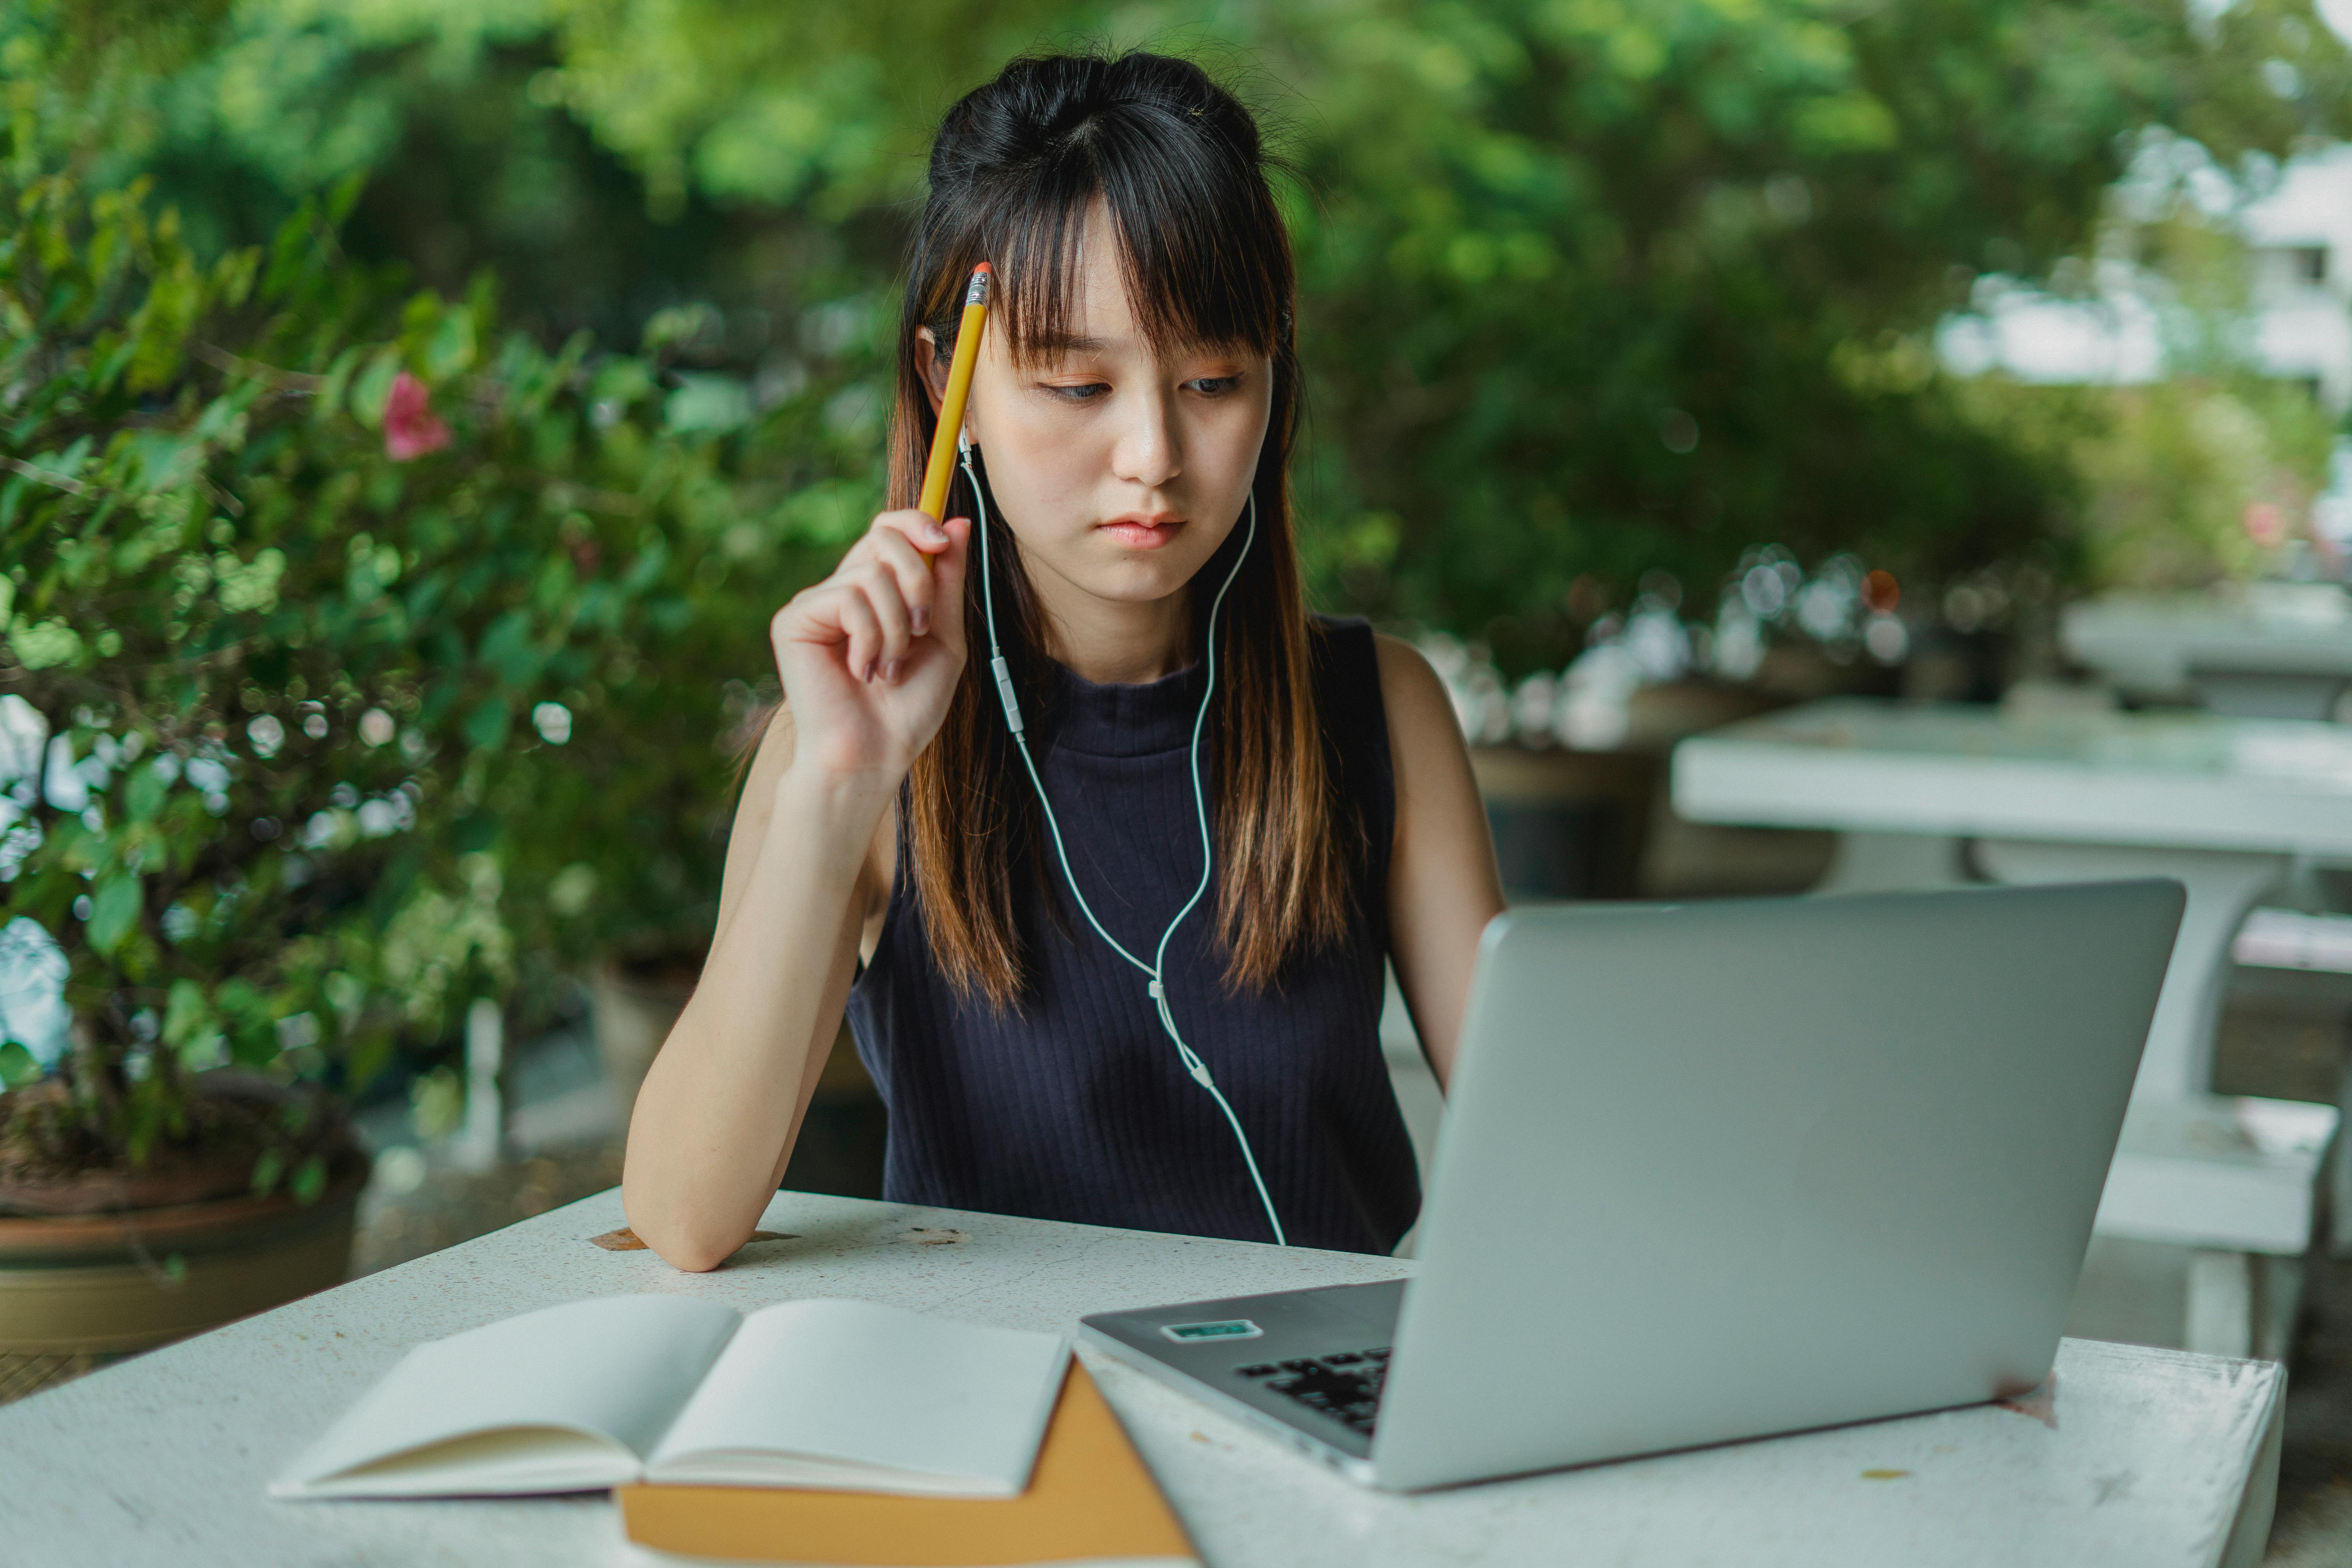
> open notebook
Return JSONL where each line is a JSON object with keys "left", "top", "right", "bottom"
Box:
{"left": 267, "top": 1294, "right": 1070, "bottom": 1501}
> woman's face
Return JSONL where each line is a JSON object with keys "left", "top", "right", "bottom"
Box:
{"left": 933, "top": 200, "right": 1274, "bottom": 626}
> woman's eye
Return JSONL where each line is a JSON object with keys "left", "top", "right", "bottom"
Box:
{"left": 1187, "top": 376, "right": 1241, "bottom": 396}
{"left": 1044, "top": 381, "right": 1111, "bottom": 402}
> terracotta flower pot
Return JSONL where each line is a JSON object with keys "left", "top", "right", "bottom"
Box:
{"left": 0, "top": 1151, "right": 368, "bottom": 1358}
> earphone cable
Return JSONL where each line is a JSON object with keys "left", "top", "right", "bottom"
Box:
{"left": 961, "top": 436, "right": 1287, "bottom": 1246}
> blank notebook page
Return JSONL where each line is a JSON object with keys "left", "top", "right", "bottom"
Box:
{"left": 270, "top": 1294, "right": 742, "bottom": 1496}
{"left": 645, "top": 1298, "right": 1069, "bottom": 1495}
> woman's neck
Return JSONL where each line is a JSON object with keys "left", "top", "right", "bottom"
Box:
{"left": 1033, "top": 578, "right": 1193, "bottom": 686}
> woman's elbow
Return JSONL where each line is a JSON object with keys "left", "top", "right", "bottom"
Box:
{"left": 639, "top": 1222, "right": 739, "bottom": 1274}
{"left": 621, "top": 1184, "right": 743, "bottom": 1273}
{"left": 656, "top": 1229, "right": 732, "bottom": 1272}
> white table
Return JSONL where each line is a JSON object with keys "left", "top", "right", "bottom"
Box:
{"left": 1675, "top": 699, "right": 2352, "bottom": 1102}
{"left": 0, "top": 1188, "right": 2289, "bottom": 1568}
{"left": 1672, "top": 698, "right": 2352, "bottom": 1353}
{"left": 2063, "top": 588, "right": 2352, "bottom": 721}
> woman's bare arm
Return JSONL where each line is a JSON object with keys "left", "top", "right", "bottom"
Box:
{"left": 621, "top": 511, "right": 967, "bottom": 1272}
{"left": 1376, "top": 632, "right": 1505, "bottom": 1091}
{"left": 616, "top": 715, "right": 879, "bottom": 1271}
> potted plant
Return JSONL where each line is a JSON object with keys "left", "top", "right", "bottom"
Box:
{"left": 0, "top": 170, "right": 778, "bottom": 1383}
{"left": 495, "top": 303, "right": 895, "bottom": 1129}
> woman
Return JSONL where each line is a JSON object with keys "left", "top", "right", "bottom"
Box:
{"left": 622, "top": 49, "right": 1504, "bottom": 1270}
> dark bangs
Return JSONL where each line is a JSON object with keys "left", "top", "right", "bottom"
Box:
{"left": 913, "top": 52, "right": 1290, "bottom": 367}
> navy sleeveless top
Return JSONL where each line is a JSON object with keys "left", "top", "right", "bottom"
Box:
{"left": 842, "top": 615, "right": 1419, "bottom": 1255}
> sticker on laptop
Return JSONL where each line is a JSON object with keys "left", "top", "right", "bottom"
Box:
{"left": 1160, "top": 1319, "right": 1264, "bottom": 1343}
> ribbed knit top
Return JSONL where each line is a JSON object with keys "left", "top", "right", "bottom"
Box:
{"left": 841, "top": 615, "right": 1419, "bottom": 1255}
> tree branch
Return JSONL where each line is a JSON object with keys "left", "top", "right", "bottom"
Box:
{"left": 2, "top": 457, "right": 94, "bottom": 497}
{"left": 194, "top": 343, "right": 326, "bottom": 392}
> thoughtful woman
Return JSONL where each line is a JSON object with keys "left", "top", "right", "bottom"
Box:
{"left": 623, "top": 49, "right": 1503, "bottom": 1270}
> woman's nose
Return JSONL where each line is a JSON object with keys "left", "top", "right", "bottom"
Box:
{"left": 1114, "top": 393, "right": 1182, "bottom": 489}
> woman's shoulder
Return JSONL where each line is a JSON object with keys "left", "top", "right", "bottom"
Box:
{"left": 1305, "top": 614, "right": 1381, "bottom": 722}
{"left": 1306, "top": 615, "right": 1449, "bottom": 729}
{"left": 1303, "top": 617, "right": 1462, "bottom": 813}
{"left": 1305, "top": 612, "right": 1382, "bottom": 682}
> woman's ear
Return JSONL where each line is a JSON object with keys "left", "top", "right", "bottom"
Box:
{"left": 914, "top": 327, "right": 949, "bottom": 417}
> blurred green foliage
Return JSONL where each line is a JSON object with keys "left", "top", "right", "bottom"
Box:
{"left": 0, "top": 163, "right": 866, "bottom": 1177}
{"left": 19, "top": 0, "right": 2351, "bottom": 674}
{"left": 2013, "top": 374, "right": 2338, "bottom": 589}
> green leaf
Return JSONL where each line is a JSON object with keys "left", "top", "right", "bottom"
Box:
{"left": 464, "top": 698, "right": 512, "bottom": 750}
{"left": 325, "top": 170, "right": 367, "bottom": 228}
{"left": 162, "top": 977, "right": 213, "bottom": 1050}
{"left": 217, "top": 978, "right": 267, "bottom": 1022}
{"left": 665, "top": 374, "right": 752, "bottom": 434}
{"left": 344, "top": 1031, "right": 396, "bottom": 1098}
{"left": 0, "top": 1042, "right": 42, "bottom": 1088}
{"left": 425, "top": 308, "right": 477, "bottom": 381}
{"left": 314, "top": 346, "right": 362, "bottom": 426}
{"left": 291, "top": 1152, "right": 328, "bottom": 1204}
{"left": 125, "top": 763, "right": 167, "bottom": 823}
{"left": 350, "top": 348, "right": 402, "bottom": 429}
{"left": 87, "top": 873, "right": 143, "bottom": 955}
{"left": 249, "top": 1147, "right": 284, "bottom": 1198}
{"left": 475, "top": 610, "right": 542, "bottom": 688}
{"left": 9, "top": 619, "right": 84, "bottom": 670}
{"left": 229, "top": 1022, "right": 279, "bottom": 1068}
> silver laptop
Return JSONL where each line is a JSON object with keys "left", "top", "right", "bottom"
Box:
{"left": 1079, "top": 879, "right": 2183, "bottom": 1491}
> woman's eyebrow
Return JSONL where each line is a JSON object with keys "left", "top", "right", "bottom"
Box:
{"left": 1017, "top": 328, "right": 1250, "bottom": 362}
{"left": 1026, "top": 330, "right": 1111, "bottom": 355}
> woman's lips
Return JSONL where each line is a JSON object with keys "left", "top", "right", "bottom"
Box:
{"left": 1100, "top": 518, "right": 1184, "bottom": 549}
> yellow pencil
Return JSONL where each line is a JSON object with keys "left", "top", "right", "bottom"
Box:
{"left": 918, "top": 262, "right": 993, "bottom": 524}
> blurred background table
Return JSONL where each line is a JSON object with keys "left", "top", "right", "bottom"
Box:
{"left": 2063, "top": 588, "right": 2352, "bottom": 723}
{"left": 1674, "top": 698, "right": 2352, "bottom": 1099}
{"left": 0, "top": 1187, "right": 2289, "bottom": 1568}
{"left": 1673, "top": 697, "right": 2352, "bottom": 1358}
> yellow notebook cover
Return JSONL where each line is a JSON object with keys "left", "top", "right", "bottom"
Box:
{"left": 614, "top": 1359, "right": 1198, "bottom": 1566}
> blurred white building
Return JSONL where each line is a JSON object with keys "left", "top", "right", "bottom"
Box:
{"left": 1936, "top": 142, "right": 2352, "bottom": 414}
{"left": 2241, "top": 147, "right": 2352, "bottom": 411}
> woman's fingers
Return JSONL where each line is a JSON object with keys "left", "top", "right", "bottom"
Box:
{"left": 834, "top": 583, "right": 884, "bottom": 683}
{"left": 774, "top": 510, "right": 964, "bottom": 687}
{"left": 927, "top": 517, "right": 970, "bottom": 654}
{"left": 853, "top": 559, "right": 914, "bottom": 680}
{"left": 872, "top": 511, "right": 955, "bottom": 636}
{"left": 864, "top": 526, "right": 938, "bottom": 643}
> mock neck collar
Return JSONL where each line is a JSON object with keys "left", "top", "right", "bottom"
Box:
{"left": 1038, "top": 654, "right": 1209, "bottom": 758}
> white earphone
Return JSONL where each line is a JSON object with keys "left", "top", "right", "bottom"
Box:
{"left": 959, "top": 430, "right": 1287, "bottom": 1246}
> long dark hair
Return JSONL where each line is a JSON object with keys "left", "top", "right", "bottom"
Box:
{"left": 887, "top": 49, "right": 1350, "bottom": 1007}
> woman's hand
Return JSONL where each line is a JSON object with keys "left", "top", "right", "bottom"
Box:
{"left": 769, "top": 510, "right": 970, "bottom": 785}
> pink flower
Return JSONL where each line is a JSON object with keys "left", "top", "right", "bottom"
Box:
{"left": 383, "top": 370, "right": 451, "bottom": 461}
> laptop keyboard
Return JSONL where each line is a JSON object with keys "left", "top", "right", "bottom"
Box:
{"left": 1234, "top": 1347, "right": 1391, "bottom": 1437}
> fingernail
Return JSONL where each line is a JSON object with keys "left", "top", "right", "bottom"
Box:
{"left": 862, "top": 659, "right": 877, "bottom": 682}
{"left": 912, "top": 608, "right": 929, "bottom": 635}
{"left": 882, "top": 659, "right": 903, "bottom": 683}
{"left": 926, "top": 522, "right": 949, "bottom": 543}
